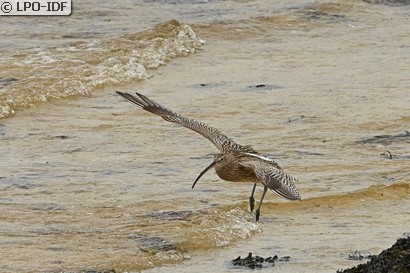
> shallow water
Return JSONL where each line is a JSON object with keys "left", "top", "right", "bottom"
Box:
{"left": 1, "top": 0, "right": 410, "bottom": 272}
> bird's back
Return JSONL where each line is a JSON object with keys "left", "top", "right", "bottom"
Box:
{"left": 238, "top": 153, "right": 301, "bottom": 201}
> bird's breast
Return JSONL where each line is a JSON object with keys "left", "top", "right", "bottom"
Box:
{"left": 214, "top": 162, "right": 257, "bottom": 182}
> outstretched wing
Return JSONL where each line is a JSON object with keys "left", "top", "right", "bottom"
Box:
{"left": 240, "top": 158, "right": 302, "bottom": 201}
{"left": 116, "top": 91, "right": 255, "bottom": 153}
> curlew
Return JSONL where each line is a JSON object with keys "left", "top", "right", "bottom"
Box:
{"left": 116, "top": 91, "right": 302, "bottom": 221}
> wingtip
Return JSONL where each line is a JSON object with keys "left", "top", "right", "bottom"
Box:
{"left": 134, "top": 91, "right": 146, "bottom": 100}
{"left": 116, "top": 91, "right": 144, "bottom": 99}
{"left": 294, "top": 192, "right": 302, "bottom": 201}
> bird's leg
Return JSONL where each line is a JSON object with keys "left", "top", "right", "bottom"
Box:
{"left": 255, "top": 186, "right": 268, "bottom": 222}
{"left": 249, "top": 183, "right": 257, "bottom": 212}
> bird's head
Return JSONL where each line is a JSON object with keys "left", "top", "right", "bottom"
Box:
{"left": 191, "top": 153, "right": 225, "bottom": 189}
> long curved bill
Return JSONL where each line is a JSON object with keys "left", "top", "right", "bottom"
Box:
{"left": 191, "top": 160, "right": 218, "bottom": 189}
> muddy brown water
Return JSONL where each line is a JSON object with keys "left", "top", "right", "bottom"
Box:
{"left": 1, "top": 1, "right": 409, "bottom": 272}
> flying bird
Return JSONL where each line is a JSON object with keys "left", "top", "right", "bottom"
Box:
{"left": 116, "top": 91, "right": 302, "bottom": 221}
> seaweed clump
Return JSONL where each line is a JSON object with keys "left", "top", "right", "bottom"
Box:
{"left": 232, "top": 252, "right": 290, "bottom": 269}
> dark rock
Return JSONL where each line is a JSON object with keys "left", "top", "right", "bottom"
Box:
{"left": 0, "top": 77, "right": 18, "bottom": 89}
{"left": 363, "top": 0, "right": 410, "bottom": 6}
{"left": 355, "top": 131, "right": 410, "bottom": 145}
{"left": 279, "top": 256, "right": 291, "bottom": 262}
{"left": 44, "top": 135, "right": 70, "bottom": 140}
{"left": 232, "top": 253, "right": 263, "bottom": 269}
{"left": 232, "top": 252, "right": 289, "bottom": 268}
{"left": 265, "top": 255, "right": 278, "bottom": 263}
{"left": 55, "top": 135, "right": 69, "bottom": 139}
{"left": 130, "top": 235, "right": 177, "bottom": 253}
{"left": 295, "top": 150, "right": 325, "bottom": 157}
{"left": 0, "top": 124, "right": 5, "bottom": 135}
{"left": 337, "top": 237, "right": 410, "bottom": 273}
{"left": 190, "top": 82, "right": 227, "bottom": 89}
{"left": 247, "top": 84, "right": 283, "bottom": 90}
{"left": 304, "top": 10, "right": 347, "bottom": 22}
{"left": 146, "top": 210, "right": 193, "bottom": 221}
{"left": 78, "top": 270, "right": 116, "bottom": 273}
{"left": 51, "top": 268, "right": 115, "bottom": 273}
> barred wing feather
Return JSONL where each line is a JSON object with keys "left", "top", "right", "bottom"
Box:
{"left": 116, "top": 91, "right": 255, "bottom": 153}
{"left": 241, "top": 160, "right": 301, "bottom": 201}
{"left": 264, "top": 169, "right": 302, "bottom": 200}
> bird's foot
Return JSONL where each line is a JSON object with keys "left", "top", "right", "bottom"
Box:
{"left": 255, "top": 208, "right": 260, "bottom": 222}
{"left": 249, "top": 196, "right": 255, "bottom": 212}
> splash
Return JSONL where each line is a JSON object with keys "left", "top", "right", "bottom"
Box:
{"left": 0, "top": 20, "right": 204, "bottom": 118}
{"left": 185, "top": 207, "right": 262, "bottom": 249}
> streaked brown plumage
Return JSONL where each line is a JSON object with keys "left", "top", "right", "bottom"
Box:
{"left": 116, "top": 91, "right": 302, "bottom": 221}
